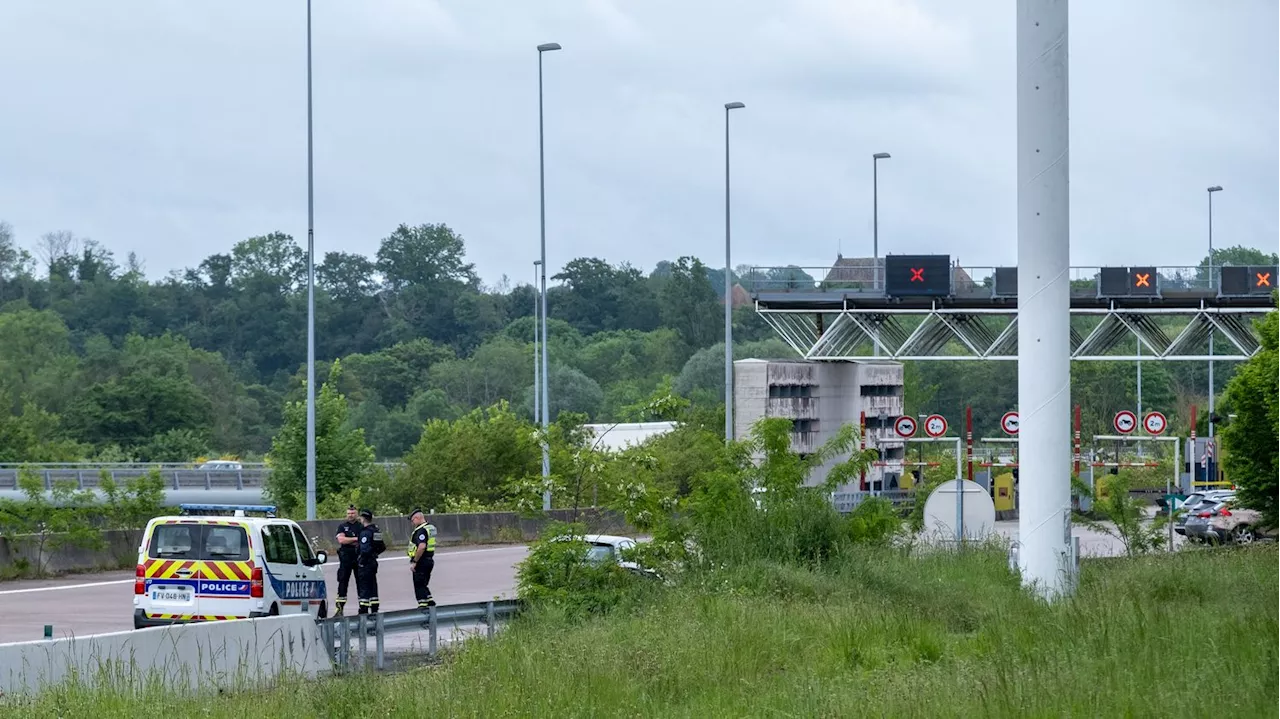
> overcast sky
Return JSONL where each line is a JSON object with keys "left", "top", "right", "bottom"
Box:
{"left": 1, "top": 0, "right": 1276, "bottom": 287}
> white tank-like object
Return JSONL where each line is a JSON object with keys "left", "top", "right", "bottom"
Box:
{"left": 922, "top": 480, "right": 997, "bottom": 542}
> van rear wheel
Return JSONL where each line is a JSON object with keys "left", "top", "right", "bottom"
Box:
{"left": 316, "top": 601, "right": 328, "bottom": 619}
{"left": 268, "top": 603, "right": 279, "bottom": 616}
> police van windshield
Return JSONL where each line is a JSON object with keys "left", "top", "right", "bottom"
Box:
{"left": 148, "top": 524, "right": 249, "bottom": 561}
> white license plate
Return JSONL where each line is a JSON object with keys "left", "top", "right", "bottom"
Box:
{"left": 151, "top": 586, "right": 193, "bottom": 603}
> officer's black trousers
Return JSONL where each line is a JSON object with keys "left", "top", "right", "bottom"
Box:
{"left": 356, "top": 560, "right": 379, "bottom": 614}
{"left": 412, "top": 556, "right": 435, "bottom": 608}
{"left": 335, "top": 557, "right": 356, "bottom": 608}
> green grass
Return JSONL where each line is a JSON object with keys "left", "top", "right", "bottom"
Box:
{"left": 10, "top": 545, "right": 1278, "bottom": 718}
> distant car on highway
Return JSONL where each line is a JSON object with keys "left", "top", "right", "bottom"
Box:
{"left": 197, "top": 460, "right": 244, "bottom": 471}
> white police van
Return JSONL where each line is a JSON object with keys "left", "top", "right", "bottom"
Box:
{"left": 133, "top": 504, "right": 329, "bottom": 629}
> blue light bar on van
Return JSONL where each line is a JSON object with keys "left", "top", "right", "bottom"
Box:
{"left": 179, "top": 503, "right": 277, "bottom": 518}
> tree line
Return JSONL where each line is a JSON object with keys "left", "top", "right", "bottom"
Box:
{"left": 0, "top": 218, "right": 1273, "bottom": 467}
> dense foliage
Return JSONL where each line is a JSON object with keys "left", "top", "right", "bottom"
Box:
{"left": 1221, "top": 305, "right": 1279, "bottom": 526}
{"left": 0, "top": 468, "right": 166, "bottom": 576}
{"left": 515, "top": 413, "right": 889, "bottom": 614}
{"left": 0, "top": 220, "right": 1273, "bottom": 468}
{"left": 0, "top": 221, "right": 783, "bottom": 462}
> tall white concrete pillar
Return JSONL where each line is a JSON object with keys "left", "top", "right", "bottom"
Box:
{"left": 1017, "top": 0, "right": 1072, "bottom": 598}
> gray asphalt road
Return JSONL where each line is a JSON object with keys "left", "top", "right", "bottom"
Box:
{"left": 0, "top": 544, "right": 529, "bottom": 644}
{"left": 992, "top": 517, "right": 1189, "bottom": 556}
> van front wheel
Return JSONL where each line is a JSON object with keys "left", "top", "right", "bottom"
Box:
{"left": 268, "top": 603, "right": 279, "bottom": 616}
{"left": 316, "top": 601, "right": 328, "bottom": 619}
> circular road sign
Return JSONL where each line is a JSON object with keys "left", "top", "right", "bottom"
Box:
{"left": 1000, "top": 411, "right": 1020, "bottom": 436}
{"left": 1113, "top": 410, "right": 1138, "bottom": 435}
{"left": 894, "top": 416, "right": 917, "bottom": 438}
{"left": 924, "top": 414, "right": 948, "bottom": 438}
{"left": 1142, "top": 411, "right": 1168, "bottom": 435}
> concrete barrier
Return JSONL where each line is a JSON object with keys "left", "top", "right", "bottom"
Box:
{"left": 1, "top": 509, "right": 633, "bottom": 578}
{"left": 0, "top": 614, "right": 329, "bottom": 695}
{"left": 297, "top": 508, "right": 631, "bottom": 555}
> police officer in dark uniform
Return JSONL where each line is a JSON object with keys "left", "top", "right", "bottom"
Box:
{"left": 355, "top": 509, "right": 385, "bottom": 614}
{"left": 333, "top": 505, "right": 361, "bottom": 616}
{"left": 407, "top": 509, "right": 437, "bottom": 611}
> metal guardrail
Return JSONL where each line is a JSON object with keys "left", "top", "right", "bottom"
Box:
{"left": 0, "top": 462, "right": 270, "bottom": 470}
{"left": 0, "top": 468, "right": 269, "bottom": 491}
{"left": 831, "top": 490, "right": 916, "bottom": 513}
{"left": 316, "top": 599, "right": 521, "bottom": 671}
{"left": 0, "top": 463, "right": 406, "bottom": 491}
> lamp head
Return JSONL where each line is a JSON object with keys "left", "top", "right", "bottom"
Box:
{"left": 873, "top": 152, "right": 891, "bottom": 160}
{"left": 537, "top": 43, "right": 562, "bottom": 52}
{"left": 725, "top": 102, "right": 745, "bottom": 110}
{"left": 1207, "top": 185, "right": 1223, "bottom": 193}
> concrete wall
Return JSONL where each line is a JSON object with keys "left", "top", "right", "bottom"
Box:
{"left": 733, "top": 358, "right": 905, "bottom": 491}
{"left": 0, "top": 528, "right": 143, "bottom": 575}
{"left": 0, "top": 614, "right": 328, "bottom": 695}
{"left": 298, "top": 508, "right": 630, "bottom": 555}
{"left": 0, "top": 509, "right": 631, "bottom": 578}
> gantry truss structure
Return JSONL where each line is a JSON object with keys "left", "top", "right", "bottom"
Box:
{"left": 749, "top": 264, "right": 1274, "bottom": 362}
{"left": 757, "top": 306, "right": 1268, "bottom": 361}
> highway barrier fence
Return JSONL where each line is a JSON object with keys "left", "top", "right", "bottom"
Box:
{"left": 319, "top": 599, "right": 522, "bottom": 671}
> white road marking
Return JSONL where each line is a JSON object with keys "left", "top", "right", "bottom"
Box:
{"left": 0, "top": 577, "right": 135, "bottom": 596}
{"left": 0, "top": 545, "right": 526, "bottom": 596}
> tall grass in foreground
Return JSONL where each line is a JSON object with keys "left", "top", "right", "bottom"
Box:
{"left": 10, "top": 545, "right": 1277, "bottom": 718}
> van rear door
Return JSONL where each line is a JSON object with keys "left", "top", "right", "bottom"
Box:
{"left": 143, "top": 522, "right": 203, "bottom": 619}
{"left": 195, "top": 523, "right": 254, "bottom": 619}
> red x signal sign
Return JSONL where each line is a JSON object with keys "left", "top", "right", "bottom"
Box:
{"left": 909, "top": 268, "right": 924, "bottom": 282}
{"left": 1256, "top": 272, "right": 1272, "bottom": 288}
{"left": 1134, "top": 273, "right": 1151, "bottom": 288}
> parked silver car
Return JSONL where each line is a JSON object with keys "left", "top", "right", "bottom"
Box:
{"left": 1175, "top": 491, "right": 1235, "bottom": 539}
{"left": 1183, "top": 502, "right": 1224, "bottom": 543}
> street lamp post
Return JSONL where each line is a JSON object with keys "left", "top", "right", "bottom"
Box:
{"left": 304, "top": 0, "right": 317, "bottom": 520}
{"left": 1206, "top": 185, "right": 1222, "bottom": 481}
{"left": 872, "top": 153, "right": 891, "bottom": 290}
{"left": 537, "top": 42, "right": 561, "bottom": 511}
{"left": 724, "top": 102, "right": 745, "bottom": 444}
{"left": 533, "top": 260, "right": 542, "bottom": 425}
{"left": 871, "top": 153, "right": 890, "bottom": 358}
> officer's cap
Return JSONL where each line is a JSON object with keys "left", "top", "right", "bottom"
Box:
{"left": 409, "top": 508, "right": 424, "bottom": 520}
{"left": 359, "top": 508, "right": 373, "bottom": 519}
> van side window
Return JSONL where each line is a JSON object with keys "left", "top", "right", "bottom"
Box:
{"left": 262, "top": 525, "right": 298, "bottom": 564}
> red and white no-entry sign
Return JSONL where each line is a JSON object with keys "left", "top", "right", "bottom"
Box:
{"left": 1142, "top": 411, "right": 1168, "bottom": 435}
{"left": 923, "top": 414, "right": 948, "bottom": 438}
{"left": 1000, "top": 411, "right": 1020, "bottom": 436}
{"left": 893, "top": 416, "right": 917, "bottom": 438}
{"left": 1113, "top": 410, "right": 1138, "bottom": 434}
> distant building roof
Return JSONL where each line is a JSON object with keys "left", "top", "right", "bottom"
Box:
{"left": 584, "top": 421, "right": 677, "bottom": 452}
{"left": 824, "top": 256, "right": 876, "bottom": 285}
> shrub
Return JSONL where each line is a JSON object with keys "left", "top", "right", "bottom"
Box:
{"left": 516, "top": 521, "right": 650, "bottom": 617}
